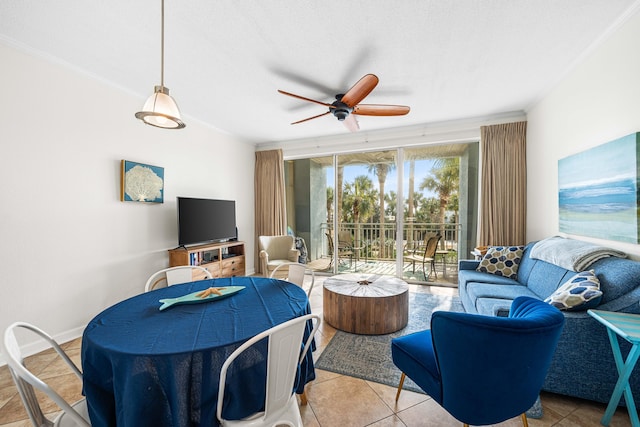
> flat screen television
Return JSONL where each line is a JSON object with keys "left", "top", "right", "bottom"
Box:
{"left": 177, "top": 197, "right": 237, "bottom": 246}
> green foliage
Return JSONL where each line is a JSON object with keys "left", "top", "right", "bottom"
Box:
{"left": 385, "top": 191, "right": 397, "bottom": 218}
{"left": 341, "top": 175, "right": 377, "bottom": 223}
{"left": 337, "top": 157, "right": 460, "bottom": 226}
{"left": 418, "top": 157, "right": 459, "bottom": 227}
{"left": 326, "top": 186, "right": 334, "bottom": 223}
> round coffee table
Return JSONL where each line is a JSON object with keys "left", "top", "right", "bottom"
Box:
{"left": 323, "top": 273, "right": 409, "bottom": 335}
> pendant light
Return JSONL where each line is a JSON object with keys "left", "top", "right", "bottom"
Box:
{"left": 135, "top": 0, "right": 185, "bottom": 129}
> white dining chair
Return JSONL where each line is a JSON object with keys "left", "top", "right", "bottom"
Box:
{"left": 269, "top": 263, "right": 315, "bottom": 297}
{"left": 216, "top": 313, "right": 321, "bottom": 427}
{"left": 144, "top": 265, "right": 213, "bottom": 292}
{"left": 3, "top": 321, "right": 91, "bottom": 427}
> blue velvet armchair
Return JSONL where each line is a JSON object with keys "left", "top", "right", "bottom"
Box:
{"left": 391, "top": 296, "right": 565, "bottom": 426}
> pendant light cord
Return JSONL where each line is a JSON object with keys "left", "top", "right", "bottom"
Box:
{"left": 135, "top": 0, "right": 185, "bottom": 128}
{"left": 160, "top": 0, "right": 165, "bottom": 88}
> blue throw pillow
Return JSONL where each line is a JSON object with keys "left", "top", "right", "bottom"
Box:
{"left": 476, "top": 246, "right": 524, "bottom": 279}
{"left": 544, "top": 270, "right": 603, "bottom": 311}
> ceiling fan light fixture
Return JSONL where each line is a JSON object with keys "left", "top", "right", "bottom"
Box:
{"left": 333, "top": 109, "right": 350, "bottom": 121}
{"left": 135, "top": 0, "right": 185, "bottom": 129}
{"left": 278, "top": 73, "right": 409, "bottom": 132}
{"left": 331, "top": 98, "right": 352, "bottom": 121}
{"left": 135, "top": 85, "right": 185, "bottom": 129}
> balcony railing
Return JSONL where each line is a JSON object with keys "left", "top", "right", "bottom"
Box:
{"left": 318, "top": 222, "right": 461, "bottom": 282}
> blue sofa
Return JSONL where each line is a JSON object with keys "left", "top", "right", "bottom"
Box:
{"left": 458, "top": 241, "right": 640, "bottom": 405}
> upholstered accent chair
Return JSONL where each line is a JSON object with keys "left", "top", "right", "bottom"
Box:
{"left": 391, "top": 296, "right": 565, "bottom": 427}
{"left": 258, "top": 235, "right": 300, "bottom": 276}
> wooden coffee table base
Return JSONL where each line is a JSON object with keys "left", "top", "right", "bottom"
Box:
{"left": 323, "top": 273, "right": 409, "bottom": 335}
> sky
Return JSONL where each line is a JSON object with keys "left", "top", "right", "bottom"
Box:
{"left": 327, "top": 158, "right": 438, "bottom": 199}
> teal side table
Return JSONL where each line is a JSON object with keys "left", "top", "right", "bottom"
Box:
{"left": 588, "top": 309, "right": 640, "bottom": 427}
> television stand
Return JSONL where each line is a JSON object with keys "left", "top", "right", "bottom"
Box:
{"left": 168, "top": 241, "right": 245, "bottom": 279}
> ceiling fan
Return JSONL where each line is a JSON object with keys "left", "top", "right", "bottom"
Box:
{"left": 278, "top": 74, "right": 410, "bottom": 132}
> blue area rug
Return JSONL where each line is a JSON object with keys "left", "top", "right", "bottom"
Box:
{"left": 315, "top": 291, "right": 543, "bottom": 419}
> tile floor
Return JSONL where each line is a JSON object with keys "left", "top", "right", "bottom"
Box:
{"left": 0, "top": 276, "right": 634, "bottom": 426}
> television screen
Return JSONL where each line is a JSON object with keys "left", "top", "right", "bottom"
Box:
{"left": 177, "top": 197, "right": 237, "bottom": 246}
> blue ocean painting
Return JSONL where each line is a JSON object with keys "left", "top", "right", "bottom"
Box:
{"left": 558, "top": 133, "right": 640, "bottom": 243}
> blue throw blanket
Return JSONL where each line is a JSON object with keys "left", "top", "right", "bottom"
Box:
{"left": 530, "top": 236, "right": 626, "bottom": 271}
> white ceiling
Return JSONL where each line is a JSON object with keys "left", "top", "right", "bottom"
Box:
{"left": 1, "top": 1, "right": 639, "bottom": 144}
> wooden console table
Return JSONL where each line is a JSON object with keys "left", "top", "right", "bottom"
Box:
{"left": 323, "top": 273, "right": 409, "bottom": 335}
{"left": 168, "top": 241, "right": 245, "bottom": 279}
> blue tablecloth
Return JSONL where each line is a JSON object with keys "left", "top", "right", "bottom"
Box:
{"left": 81, "top": 276, "right": 314, "bottom": 427}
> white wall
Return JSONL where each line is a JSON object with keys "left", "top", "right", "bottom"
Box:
{"left": 526, "top": 9, "right": 640, "bottom": 257}
{"left": 0, "top": 42, "right": 255, "bottom": 357}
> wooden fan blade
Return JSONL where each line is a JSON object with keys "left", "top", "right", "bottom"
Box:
{"left": 291, "top": 111, "right": 331, "bottom": 125}
{"left": 352, "top": 104, "right": 410, "bottom": 116}
{"left": 343, "top": 114, "right": 359, "bottom": 132}
{"left": 341, "top": 74, "right": 379, "bottom": 107}
{"left": 278, "top": 90, "right": 333, "bottom": 107}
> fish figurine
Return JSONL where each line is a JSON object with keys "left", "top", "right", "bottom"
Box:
{"left": 158, "top": 286, "right": 245, "bottom": 311}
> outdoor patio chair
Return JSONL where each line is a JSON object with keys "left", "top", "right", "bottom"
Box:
{"left": 326, "top": 232, "right": 353, "bottom": 268}
{"left": 403, "top": 234, "right": 441, "bottom": 280}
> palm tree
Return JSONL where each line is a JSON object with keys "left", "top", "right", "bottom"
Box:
{"left": 342, "top": 175, "right": 377, "bottom": 248}
{"left": 368, "top": 162, "right": 395, "bottom": 258}
{"left": 326, "top": 186, "right": 334, "bottom": 223}
{"left": 416, "top": 196, "right": 440, "bottom": 223}
{"left": 419, "top": 157, "right": 459, "bottom": 238}
{"left": 406, "top": 158, "right": 416, "bottom": 248}
{"left": 385, "top": 191, "right": 397, "bottom": 219}
{"left": 337, "top": 166, "right": 344, "bottom": 227}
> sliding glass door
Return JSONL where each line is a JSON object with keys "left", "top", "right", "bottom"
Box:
{"left": 284, "top": 142, "right": 478, "bottom": 284}
{"left": 335, "top": 151, "right": 397, "bottom": 274}
{"left": 401, "top": 144, "right": 478, "bottom": 282}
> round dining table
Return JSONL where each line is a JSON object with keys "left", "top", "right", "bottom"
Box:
{"left": 81, "top": 276, "right": 314, "bottom": 427}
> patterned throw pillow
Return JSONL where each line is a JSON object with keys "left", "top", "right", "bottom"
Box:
{"left": 476, "top": 246, "right": 524, "bottom": 279}
{"left": 544, "top": 270, "right": 603, "bottom": 311}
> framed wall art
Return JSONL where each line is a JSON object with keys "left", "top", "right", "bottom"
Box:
{"left": 558, "top": 132, "right": 640, "bottom": 243}
{"left": 120, "top": 160, "right": 164, "bottom": 203}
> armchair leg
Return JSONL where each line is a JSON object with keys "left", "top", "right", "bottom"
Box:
{"left": 395, "top": 373, "right": 406, "bottom": 402}
{"left": 299, "top": 390, "right": 308, "bottom": 405}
